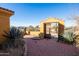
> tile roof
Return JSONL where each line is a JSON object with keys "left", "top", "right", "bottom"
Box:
{"left": 0, "top": 7, "right": 14, "bottom": 13}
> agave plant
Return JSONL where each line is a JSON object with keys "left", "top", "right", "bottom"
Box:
{"left": 64, "top": 32, "right": 73, "bottom": 41}
{"left": 63, "top": 31, "right": 75, "bottom": 44}
{"left": 57, "top": 31, "right": 75, "bottom": 44}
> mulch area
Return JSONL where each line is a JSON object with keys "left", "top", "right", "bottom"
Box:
{"left": 25, "top": 38, "right": 79, "bottom": 56}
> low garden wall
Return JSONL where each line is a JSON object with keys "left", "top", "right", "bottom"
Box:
{"left": 30, "top": 31, "right": 40, "bottom": 37}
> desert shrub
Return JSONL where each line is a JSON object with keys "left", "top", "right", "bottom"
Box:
{"left": 73, "top": 34, "right": 79, "bottom": 46}
{"left": 63, "top": 32, "right": 74, "bottom": 44}
{"left": 39, "top": 33, "right": 44, "bottom": 39}
{"left": 3, "top": 27, "right": 24, "bottom": 48}
{"left": 58, "top": 31, "right": 75, "bottom": 44}
{"left": 57, "top": 35, "right": 64, "bottom": 42}
{"left": 2, "top": 27, "right": 25, "bottom": 55}
{"left": 23, "top": 27, "right": 27, "bottom": 35}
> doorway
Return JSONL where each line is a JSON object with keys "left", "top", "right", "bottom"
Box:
{"left": 51, "top": 23, "right": 58, "bottom": 38}
{"left": 44, "top": 22, "right": 58, "bottom": 39}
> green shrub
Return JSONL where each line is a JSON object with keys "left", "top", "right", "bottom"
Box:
{"left": 63, "top": 32, "right": 74, "bottom": 44}
{"left": 58, "top": 31, "right": 75, "bottom": 44}
{"left": 63, "top": 32, "right": 73, "bottom": 40}
{"left": 57, "top": 35, "right": 64, "bottom": 42}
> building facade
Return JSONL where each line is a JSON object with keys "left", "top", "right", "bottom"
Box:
{"left": 0, "top": 7, "right": 14, "bottom": 44}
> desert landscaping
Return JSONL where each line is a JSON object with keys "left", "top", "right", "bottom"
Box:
{"left": 0, "top": 4, "right": 79, "bottom": 56}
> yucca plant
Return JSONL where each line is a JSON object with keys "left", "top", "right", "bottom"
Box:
{"left": 3, "top": 27, "right": 24, "bottom": 48}
{"left": 2, "top": 27, "right": 25, "bottom": 55}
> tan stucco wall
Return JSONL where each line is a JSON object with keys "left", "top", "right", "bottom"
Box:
{"left": 0, "top": 16, "right": 10, "bottom": 43}
{"left": 30, "top": 31, "right": 40, "bottom": 37}
{"left": 40, "top": 18, "right": 64, "bottom": 38}
{"left": 0, "top": 7, "right": 14, "bottom": 44}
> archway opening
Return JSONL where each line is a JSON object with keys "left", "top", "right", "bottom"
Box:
{"left": 40, "top": 18, "right": 64, "bottom": 39}
{"left": 44, "top": 22, "right": 58, "bottom": 39}
{"left": 51, "top": 23, "right": 58, "bottom": 38}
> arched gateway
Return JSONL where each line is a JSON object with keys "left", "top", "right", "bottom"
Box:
{"left": 40, "top": 18, "right": 64, "bottom": 38}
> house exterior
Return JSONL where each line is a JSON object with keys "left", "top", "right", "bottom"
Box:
{"left": 0, "top": 7, "right": 14, "bottom": 44}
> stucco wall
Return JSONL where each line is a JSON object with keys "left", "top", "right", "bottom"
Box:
{"left": 30, "top": 31, "right": 40, "bottom": 37}
{"left": 0, "top": 16, "right": 10, "bottom": 44}
{"left": 0, "top": 7, "right": 14, "bottom": 44}
{"left": 40, "top": 18, "right": 64, "bottom": 38}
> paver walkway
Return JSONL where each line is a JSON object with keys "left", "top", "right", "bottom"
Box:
{"left": 24, "top": 35, "right": 79, "bottom": 56}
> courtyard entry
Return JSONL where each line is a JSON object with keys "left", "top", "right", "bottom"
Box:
{"left": 40, "top": 18, "right": 64, "bottom": 39}
{"left": 44, "top": 22, "right": 58, "bottom": 39}
{"left": 50, "top": 23, "right": 58, "bottom": 38}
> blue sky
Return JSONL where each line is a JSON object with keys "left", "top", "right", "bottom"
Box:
{"left": 0, "top": 3, "right": 79, "bottom": 27}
